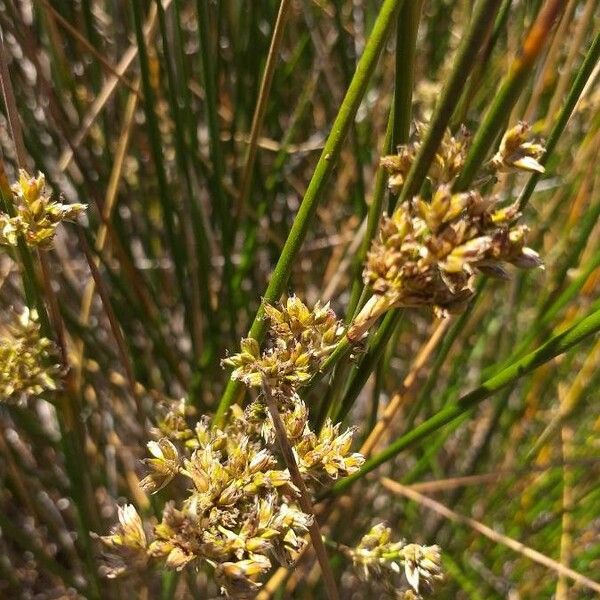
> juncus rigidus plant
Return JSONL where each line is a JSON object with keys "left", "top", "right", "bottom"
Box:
{"left": 0, "top": 2, "right": 599, "bottom": 599}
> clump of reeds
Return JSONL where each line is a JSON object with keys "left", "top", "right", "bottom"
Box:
{"left": 0, "top": 1, "right": 599, "bottom": 599}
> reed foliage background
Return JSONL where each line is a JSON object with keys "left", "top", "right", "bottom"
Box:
{"left": 0, "top": 0, "right": 599, "bottom": 598}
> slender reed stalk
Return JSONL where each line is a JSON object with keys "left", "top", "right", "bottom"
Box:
{"left": 215, "top": 0, "right": 407, "bottom": 426}
{"left": 261, "top": 381, "right": 340, "bottom": 600}
{"left": 327, "top": 303, "right": 600, "bottom": 497}
{"left": 399, "top": 0, "right": 503, "bottom": 203}
{"left": 380, "top": 478, "right": 600, "bottom": 594}
{"left": 454, "top": 0, "right": 565, "bottom": 190}
{"left": 518, "top": 30, "right": 600, "bottom": 210}
{"left": 235, "top": 0, "right": 292, "bottom": 218}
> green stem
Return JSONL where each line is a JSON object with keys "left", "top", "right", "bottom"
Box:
{"left": 517, "top": 30, "right": 600, "bottom": 210}
{"left": 346, "top": 0, "right": 421, "bottom": 318}
{"left": 399, "top": 0, "right": 503, "bottom": 203}
{"left": 235, "top": 0, "right": 292, "bottom": 219}
{"left": 195, "top": 0, "right": 236, "bottom": 336}
{"left": 131, "top": 0, "right": 192, "bottom": 341}
{"left": 393, "top": 0, "right": 422, "bottom": 151}
{"left": 215, "top": 0, "right": 407, "bottom": 427}
{"left": 347, "top": 112, "right": 394, "bottom": 319}
{"left": 334, "top": 310, "right": 403, "bottom": 422}
{"left": 489, "top": 244, "right": 600, "bottom": 372}
{"left": 309, "top": 3, "right": 421, "bottom": 423}
{"left": 454, "top": 0, "right": 565, "bottom": 191}
{"left": 155, "top": 0, "right": 213, "bottom": 359}
{"left": 451, "top": 0, "right": 513, "bottom": 129}
{"left": 326, "top": 302, "right": 600, "bottom": 497}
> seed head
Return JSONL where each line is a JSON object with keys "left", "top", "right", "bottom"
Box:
{"left": 0, "top": 308, "right": 60, "bottom": 402}
{"left": 349, "top": 186, "right": 541, "bottom": 340}
{"left": 491, "top": 121, "right": 545, "bottom": 173}
{"left": 0, "top": 170, "right": 86, "bottom": 248}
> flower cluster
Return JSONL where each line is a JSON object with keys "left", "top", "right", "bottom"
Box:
{"left": 380, "top": 125, "right": 470, "bottom": 194}
{"left": 0, "top": 170, "right": 86, "bottom": 248}
{"left": 0, "top": 308, "right": 60, "bottom": 403}
{"left": 244, "top": 396, "right": 364, "bottom": 483}
{"left": 98, "top": 409, "right": 311, "bottom": 597}
{"left": 491, "top": 121, "right": 545, "bottom": 174}
{"left": 223, "top": 296, "right": 342, "bottom": 391}
{"left": 346, "top": 523, "right": 443, "bottom": 597}
{"left": 349, "top": 123, "right": 544, "bottom": 341}
{"left": 224, "top": 298, "right": 363, "bottom": 484}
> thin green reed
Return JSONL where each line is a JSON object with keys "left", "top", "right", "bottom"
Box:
{"left": 215, "top": 0, "right": 408, "bottom": 427}
{"left": 131, "top": 0, "right": 194, "bottom": 350}
{"left": 517, "top": 30, "right": 600, "bottom": 210}
{"left": 195, "top": 0, "right": 236, "bottom": 335}
{"left": 327, "top": 0, "right": 503, "bottom": 422}
{"left": 155, "top": 0, "right": 214, "bottom": 360}
{"left": 455, "top": 0, "right": 566, "bottom": 191}
{"left": 326, "top": 303, "right": 600, "bottom": 498}
{"left": 399, "top": 0, "right": 504, "bottom": 204}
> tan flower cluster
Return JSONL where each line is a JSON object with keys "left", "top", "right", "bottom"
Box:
{"left": 94, "top": 504, "right": 148, "bottom": 578}
{"left": 381, "top": 125, "right": 470, "bottom": 194}
{"left": 0, "top": 170, "right": 86, "bottom": 248}
{"left": 349, "top": 123, "right": 545, "bottom": 341}
{"left": 100, "top": 299, "right": 364, "bottom": 596}
{"left": 224, "top": 298, "right": 364, "bottom": 484}
{"left": 244, "top": 397, "right": 364, "bottom": 483}
{"left": 98, "top": 409, "right": 311, "bottom": 597}
{"left": 222, "top": 296, "right": 342, "bottom": 391}
{"left": 0, "top": 308, "right": 60, "bottom": 403}
{"left": 491, "top": 121, "right": 545, "bottom": 174}
{"left": 294, "top": 418, "right": 364, "bottom": 482}
{"left": 346, "top": 523, "right": 443, "bottom": 597}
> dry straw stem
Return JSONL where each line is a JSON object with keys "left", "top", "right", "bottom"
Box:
{"left": 74, "top": 83, "right": 140, "bottom": 389}
{"left": 236, "top": 0, "right": 293, "bottom": 218}
{"left": 76, "top": 229, "right": 141, "bottom": 419}
{"left": 555, "top": 426, "right": 574, "bottom": 600}
{"left": 36, "top": 0, "right": 140, "bottom": 95}
{"left": 401, "top": 457, "right": 600, "bottom": 493}
{"left": 359, "top": 317, "right": 451, "bottom": 456}
{"left": 380, "top": 478, "right": 600, "bottom": 594}
{"left": 57, "top": 1, "right": 168, "bottom": 172}
{"left": 261, "top": 381, "right": 340, "bottom": 600}
{"left": 523, "top": 0, "right": 578, "bottom": 121}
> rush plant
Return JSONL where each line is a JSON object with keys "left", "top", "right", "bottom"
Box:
{"left": 0, "top": 1, "right": 599, "bottom": 598}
